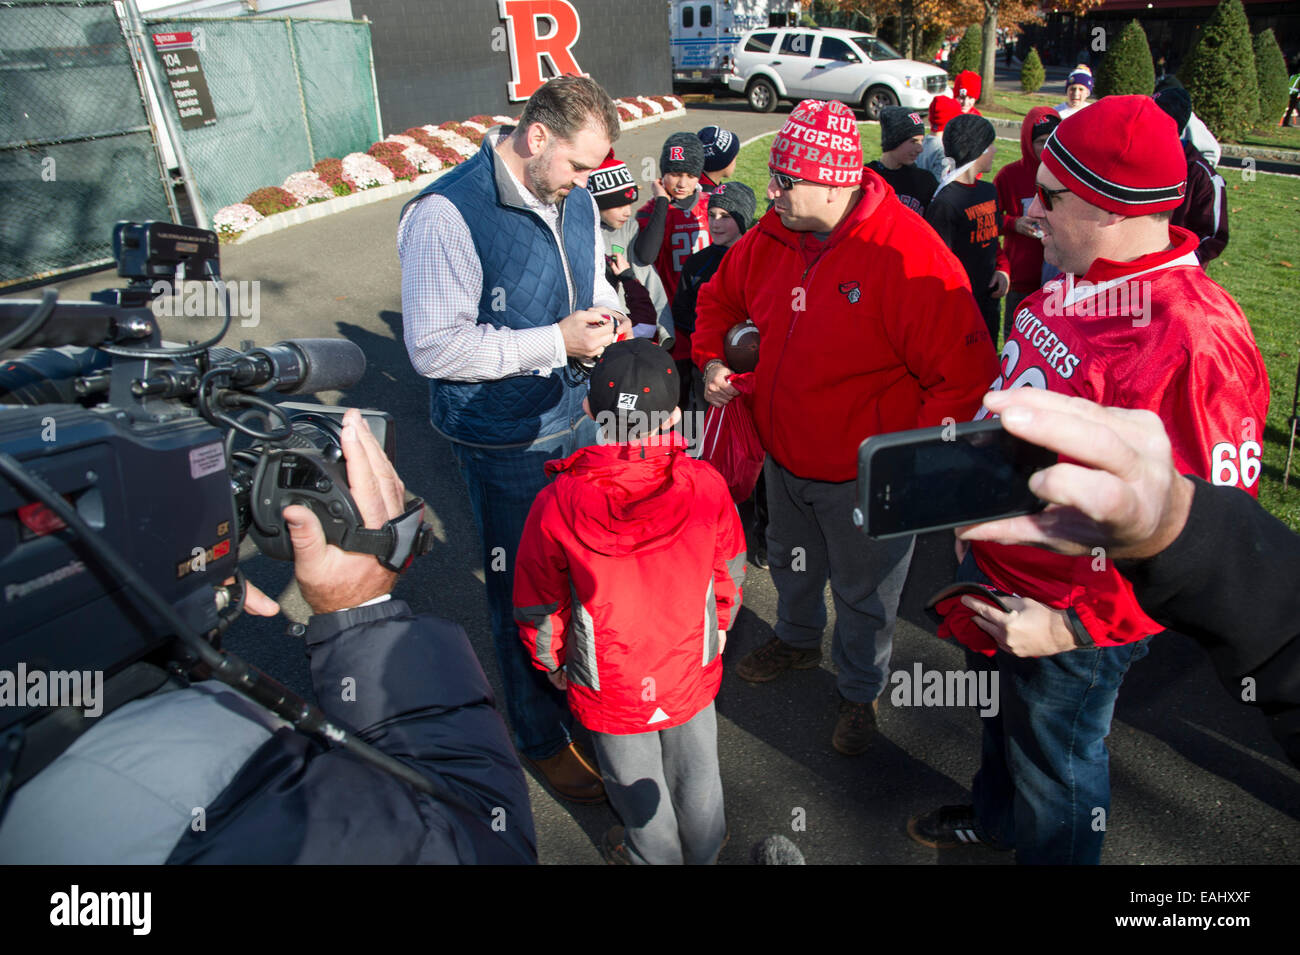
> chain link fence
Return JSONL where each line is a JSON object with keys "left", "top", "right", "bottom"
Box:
{"left": 142, "top": 16, "right": 380, "bottom": 216}
{"left": 1, "top": 0, "right": 173, "bottom": 287}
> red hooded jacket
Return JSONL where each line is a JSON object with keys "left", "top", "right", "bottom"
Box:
{"left": 692, "top": 173, "right": 999, "bottom": 482}
{"left": 513, "top": 433, "right": 746, "bottom": 735}
{"left": 994, "top": 106, "right": 1059, "bottom": 292}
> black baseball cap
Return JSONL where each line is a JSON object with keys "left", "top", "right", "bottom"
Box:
{"left": 587, "top": 339, "right": 678, "bottom": 425}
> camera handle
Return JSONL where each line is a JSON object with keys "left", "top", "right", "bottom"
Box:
{"left": 0, "top": 453, "right": 463, "bottom": 811}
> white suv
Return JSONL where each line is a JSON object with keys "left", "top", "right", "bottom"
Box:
{"left": 727, "top": 26, "right": 949, "bottom": 120}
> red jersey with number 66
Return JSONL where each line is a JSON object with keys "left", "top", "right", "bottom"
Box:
{"left": 948, "top": 226, "right": 1270, "bottom": 653}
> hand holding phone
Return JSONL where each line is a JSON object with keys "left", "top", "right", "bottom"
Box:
{"left": 855, "top": 419, "right": 1057, "bottom": 539}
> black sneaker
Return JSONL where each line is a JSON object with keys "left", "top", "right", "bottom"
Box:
{"left": 907, "top": 805, "right": 1006, "bottom": 850}
{"left": 601, "top": 826, "right": 633, "bottom": 865}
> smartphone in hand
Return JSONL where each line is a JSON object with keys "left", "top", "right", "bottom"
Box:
{"left": 855, "top": 419, "right": 1057, "bottom": 539}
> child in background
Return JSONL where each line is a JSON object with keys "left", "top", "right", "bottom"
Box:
{"left": 590, "top": 150, "right": 675, "bottom": 347}
{"left": 1153, "top": 87, "right": 1229, "bottom": 265}
{"left": 634, "top": 132, "right": 710, "bottom": 306}
{"left": 672, "top": 182, "right": 757, "bottom": 408}
{"left": 993, "top": 107, "right": 1059, "bottom": 339}
{"left": 953, "top": 69, "right": 983, "bottom": 115}
{"left": 925, "top": 114, "right": 1009, "bottom": 343}
{"left": 698, "top": 125, "right": 740, "bottom": 194}
{"left": 1055, "top": 66, "right": 1093, "bottom": 119}
{"left": 514, "top": 339, "right": 746, "bottom": 865}
{"left": 867, "top": 107, "right": 938, "bottom": 215}
{"left": 918, "top": 95, "right": 961, "bottom": 183}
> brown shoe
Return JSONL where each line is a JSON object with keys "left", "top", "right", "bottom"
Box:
{"left": 735, "top": 636, "right": 822, "bottom": 683}
{"left": 831, "top": 695, "right": 879, "bottom": 755}
{"left": 528, "top": 742, "right": 606, "bottom": 804}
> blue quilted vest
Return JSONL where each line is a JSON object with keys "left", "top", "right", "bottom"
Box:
{"left": 403, "top": 137, "right": 596, "bottom": 447}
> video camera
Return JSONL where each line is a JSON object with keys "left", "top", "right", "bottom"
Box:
{"left": 0, "top": 222, "right": 433, "bottom": 741}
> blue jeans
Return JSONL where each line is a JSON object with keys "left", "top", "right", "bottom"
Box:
{"left": 448, "top": 415, "right": 598, "bottom": 760}
{"left": 957, "top": 551, "right": 1151, "bottom": 864}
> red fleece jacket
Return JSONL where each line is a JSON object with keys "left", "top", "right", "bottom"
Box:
{"left": 692, "top": 172, "right": 999, "bottom": 482}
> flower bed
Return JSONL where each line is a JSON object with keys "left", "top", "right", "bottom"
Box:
{"left": 211, "top": 95, "right": 682, "bottom": 240}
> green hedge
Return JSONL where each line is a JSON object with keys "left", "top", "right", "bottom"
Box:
{"left": 1095, "top": 20, "right": 1155, "bottom": 97}
{"left": 1182, "top": 0, "right": 1259, "bottom": 141}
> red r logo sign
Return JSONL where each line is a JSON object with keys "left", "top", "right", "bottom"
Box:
{"left": 499, "top": 0, "right": 586, "bottom": 102}
{"left": 670, "top": 146, "right": 684, "bottom": 161}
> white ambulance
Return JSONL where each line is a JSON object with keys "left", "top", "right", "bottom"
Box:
{"left": 670, "top": 0, "right": 801, "bottom": 87}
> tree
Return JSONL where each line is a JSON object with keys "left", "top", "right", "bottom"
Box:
{"left": 973, "top": 0, "right": 1102, "bottom": 108}
{"left": 1020, "top": 46, "right": 1045, "bottom": 93}
{"left": 1095, "top": 19, "right": 1155, "bottom": 97}
{"left": 1253, "top": 29, "right": 1290, "bottom": 128}
{"left": 950, "top": 23, "right": 982, "bottom": 78}
{"left": 1181, "top": 0, "right": 1259, "bottom": 142}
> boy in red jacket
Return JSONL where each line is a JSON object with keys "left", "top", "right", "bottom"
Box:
{"left": 514, "top": 339, "right": 747, "bottom": 865}
{"left": 994, "top": 107, "right": 1059, "bottom": 339}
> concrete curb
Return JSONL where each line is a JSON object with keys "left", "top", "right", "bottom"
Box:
{"left": 232, "top": 106, "right": 687, "bottom": 244}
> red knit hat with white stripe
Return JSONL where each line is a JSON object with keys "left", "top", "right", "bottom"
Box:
{"left": 769, "top": 99, "right": 862, "bottom": 187}
{"left": 1041, "top": 94, "right": 1186, "bottom": 216}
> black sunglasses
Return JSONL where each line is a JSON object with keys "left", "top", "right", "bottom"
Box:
{"left": 769, "top": 170, "right": 805, "bottom": 191}
{"left": 1036, "top": 182, "right": 1071, "bottom": 211}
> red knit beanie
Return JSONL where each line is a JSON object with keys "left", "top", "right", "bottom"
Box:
{"left": 769, "top": 99, "right": 863, "bottom": 187}
{"left": 1041, "top": 95, "right": 1186, "bottom": 216}
{"left": 954, "top": 70, "right": 982, "bottom": 100}
{"left": 928, "top": 95, "right": 961, "bottom": 133}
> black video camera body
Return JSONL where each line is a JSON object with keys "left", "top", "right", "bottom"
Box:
{"left": 0, "top": 222, "right": 426, "bottom": 735}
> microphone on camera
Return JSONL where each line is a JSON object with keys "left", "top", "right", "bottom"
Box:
{"left": 228, "top": 339, "right": 366, "bottom": 395}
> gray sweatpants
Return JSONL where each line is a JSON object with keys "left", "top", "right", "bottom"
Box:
{"left": 765, "top": 458, "right": 915, "bottom": 704}
{"left": 589, "top": 702, "right": 724, "bottom": 865}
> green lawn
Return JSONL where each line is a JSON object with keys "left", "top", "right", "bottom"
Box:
{"left": 973, "top": 90, "right": 1300, "bottom": 153}
{"left": 734, "top": 130, "right": 1300, "bottom": 530}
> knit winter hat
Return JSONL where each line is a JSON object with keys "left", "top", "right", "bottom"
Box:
{"left": 1066, "top": 66, "right": 1094, "bottom": 93}
{"left": 1030, "top": 111, "right": 1061, "bottom": 142}
{"left": 708, "top": 181, "right": 757, "bottom": 233}
{"left": 769, "top": 99, "right": 863, "bottom": 187}
{"left": 698, "top": 125, "right": 740, "bottom": 172}
{"left": 1041, "top": 94, "right": 1186, "bottom": 216}
{"left": 928, "top": 95, "right": 962, "bottom": 133}
{"left": 942, "top": 114, "right": 996, "bottom": 168}
{"left": 588, "top": 338, "right": 678, "bottom": 426}
{"left": 953, "top": 69, "right": 982, "bottom": 100}
{"left": 660, "top": 132, "right": 706, "bottom": 176}
{"left": 1153, "top": 86, "right": 1192, "bottom": 136}
{"left": 589, "top": 150, "right": 640, "bottom": 210}
{"left": 880, "top": 106, "right": 926, "bottom": 152}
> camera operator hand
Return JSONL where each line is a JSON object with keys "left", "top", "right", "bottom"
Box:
{"left": 244, "top": 408, "right": 405, "bottom": 617}
{"left": 955, "top": 388, "right": 1194, "bottom": 560}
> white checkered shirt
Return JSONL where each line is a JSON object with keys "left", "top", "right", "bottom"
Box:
{"left": 398, "top": 130, "right": 621, "bottom": 382}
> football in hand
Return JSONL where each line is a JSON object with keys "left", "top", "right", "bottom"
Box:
{"left": 723, "top": 321, "right": 760, "bottom": 374}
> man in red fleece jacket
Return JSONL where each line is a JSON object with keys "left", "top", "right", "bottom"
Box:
{"left": 693, "top": 98, "right": 998, "bottom": 755}
{"left": 911, "top": 95, "right": 1269, "bottom": 864}
{"left": 994, "top": 107, "right": 1060, "bottom": 339}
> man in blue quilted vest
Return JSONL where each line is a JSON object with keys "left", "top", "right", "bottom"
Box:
{"left": 398, "top": 76, "right": 628, "bottom": 804}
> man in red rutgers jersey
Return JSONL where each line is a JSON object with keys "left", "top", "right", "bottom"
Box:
{"left": 909, "top": 95, "right": 1270, "bottom": 864}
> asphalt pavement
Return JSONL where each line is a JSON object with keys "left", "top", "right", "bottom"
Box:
{"left": 10, "top": 103, "right": 1298, "bottom": 866}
